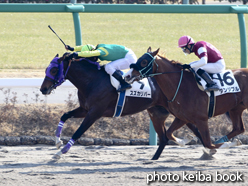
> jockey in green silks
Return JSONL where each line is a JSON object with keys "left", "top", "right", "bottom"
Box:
{"left": 66, "top": 44, "right": 137, "bottom": 92}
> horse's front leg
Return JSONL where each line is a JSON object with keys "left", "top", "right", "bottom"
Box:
{"left": 55, "top": 107, "right": 87, "bottom": 149}
{"left": 53, "top": 108, "right": 103, "bottom": 160}
{"left": 147, "top": 106, "right": 170, "bottom": 160}
{"left": 186, "top": 123, "right": 205, "bottom": 147}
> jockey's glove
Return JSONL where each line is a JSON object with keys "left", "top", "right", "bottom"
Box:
{"left": 181, "top": 64, "right": 191, "bottom": 70}
{"left": 68, "top": 52, "right": 78, "bottom": 60}
{"left": 65, "top": 45, "right": 74, "bottom": 51}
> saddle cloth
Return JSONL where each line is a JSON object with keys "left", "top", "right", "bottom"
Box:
{"left": 193, "top": 69, "right": 240, "bottom": 118}
{"left": 110, "top": 72, "right": 152, "bottom": 98}
{"left": 110, "top": 71, "right": 152, "bottom": 117}
{"left": 196, "top": 69, "right": 240, "bottom": 97}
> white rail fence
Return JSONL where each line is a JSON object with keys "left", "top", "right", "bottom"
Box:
{"left": 0, "top": 78, "right": 73, "bottom": 87}
{"left": 0, "top": 78, "right": 76, "bottom": 104}
{"left": 0, "top": 78, "right": 157, "bottom": 145}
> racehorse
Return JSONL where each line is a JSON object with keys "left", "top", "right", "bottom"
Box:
{"left": 40, "top": 53, "right": 204, "bottom": 160}
{"left": 125, "top": 47, "right": 244, "bottom": 150}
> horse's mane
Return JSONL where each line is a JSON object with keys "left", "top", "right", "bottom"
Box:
{"left": 157, "top": 52, "right": 183, "bottom": 67}
{"left": 63, "top": 52, "right": 103, "bottom": 71}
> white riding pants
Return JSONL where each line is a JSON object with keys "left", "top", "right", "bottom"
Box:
{"left": 104, "top": 49, "right": 137, "bottom": 75}
{"left": 192, "top": 59, "right": 226, "bottom": 74}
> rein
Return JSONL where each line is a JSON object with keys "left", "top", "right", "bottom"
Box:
{"left": 148, "top": 70, "right": 183, "bottom": 78}
{"left": 167, "top": 69, "right": 183, "bottom": 103}
{"left": 48, "top": 57, "right": 99, "bottom": 89}
{"left": 63, "top": 60, "right": 72, "bottom": 80}
{"left": 138, "top": 53, "right": 184, "bottom": 103}
{"left": 148, "top": 68, "right": 184, "bottom": 103}
{"left": 147, "top": 68, "right": 184, "bottom": 103}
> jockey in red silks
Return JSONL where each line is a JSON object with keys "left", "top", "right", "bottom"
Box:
{"left": 65, "top": 44, "right": 137, "bottom": 92}
{"left": 178, "top": 35, "right": 226, "bottom": 92}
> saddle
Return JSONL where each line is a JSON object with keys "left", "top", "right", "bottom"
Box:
{"left": 189, "top": 68, "right": 204, "bottom": 91}
{"left": 190, "top": 69, "right": 240, "bottom": 118}
{"left": 110, "top": 70, "right": 152, "bottom": 117}
{"left": 191, "top": 69, "right": 240, "bottom": 96}
{"left": 110, "top": 71, "right": 152, "bottom": 98}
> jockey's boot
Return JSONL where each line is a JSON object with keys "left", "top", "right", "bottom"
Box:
{"left": 197, "top": 69, "right": 220, "bottom": 92}
{"left": 112, "top": 71, "right": 132, "bottom": 92}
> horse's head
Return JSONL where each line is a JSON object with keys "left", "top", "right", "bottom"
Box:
{"left": 125, "top": 47, "right": 159, "bottom": 83}
{"left": 40, "top": 54, "right": 67, "bottom": 95}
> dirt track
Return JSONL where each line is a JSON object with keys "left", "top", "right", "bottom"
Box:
{"left": 0, "top": 144, "right": 247, "bottom": 186}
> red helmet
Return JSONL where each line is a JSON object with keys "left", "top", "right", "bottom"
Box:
{"left": 178, "top": 36, "right": 195, "bottom": 48}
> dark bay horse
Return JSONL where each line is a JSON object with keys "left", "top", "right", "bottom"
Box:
{"left": 40, "top": 53, "right": 204, "bottom": 160}
{"left": 125, "top": 47, "right": 244, "bottom": 151}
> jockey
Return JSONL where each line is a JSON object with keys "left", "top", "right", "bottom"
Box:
{"left": 65, "top": 44, "right": 137, "bottom": 92}
{"left": 178, "top": 35, "right": 226, "bottom": 92}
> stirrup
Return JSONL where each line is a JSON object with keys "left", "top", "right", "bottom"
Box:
{"left": 205, "top": 84, "right": 220, "bottom": 92}
{"left": 118, "top": 84, "right": 132, "bottom": 92}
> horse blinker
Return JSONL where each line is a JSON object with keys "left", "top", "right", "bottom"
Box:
{"left": 40, "top": 56, "right": 67, "bottom": 95}
{"left": 134, "top": 53, "right": 155, "bottom": 79}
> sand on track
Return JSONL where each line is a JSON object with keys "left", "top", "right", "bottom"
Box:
{"left": 0, "top": 144, "right": 247, "bottom": 186}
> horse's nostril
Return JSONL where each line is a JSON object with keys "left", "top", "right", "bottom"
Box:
{"left": 40, "top": 88, "right": 47, "bottom": 95}
{"left": 126, "top": 75, "right": 130, "bottom": 79}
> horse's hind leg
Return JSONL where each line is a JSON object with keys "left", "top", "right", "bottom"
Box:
{"left": 55, "top": 107, "right": 87, "bottom": 149}
{"left": 195, "top": 119, "right": 242, "bottom": 150}
{"left": 194, "top": 120, "right": 229, "bottom": 150}
{"left": 147, "top": 106, "right": 169, "bottom": 160}
{"left": 225, "top": 106, "right": 245, "bottom": 140}
{"left": 214, "top": 106, "right": 245, "bottom": 147}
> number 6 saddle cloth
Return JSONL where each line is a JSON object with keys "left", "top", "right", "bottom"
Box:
{"left": 193, "top": 69, "right": 240, "bottom": 118}
{"left": 195, "top": 69, "right": 240, "bottom": 97}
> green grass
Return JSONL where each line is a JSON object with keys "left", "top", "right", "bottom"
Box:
{"left": 0, "top": 13, "right": 247, "bottom": 69}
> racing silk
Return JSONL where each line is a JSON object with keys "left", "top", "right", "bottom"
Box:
{"left": 190, "top": 41, "right": 223, "bottom": 69}
{"left": 74, "top": 44, "right": 129, "bottom": 61}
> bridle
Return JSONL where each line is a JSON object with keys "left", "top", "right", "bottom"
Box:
{"left": 44, "top": 57, "right": 100, "bottom": 92}
{"left": 45, "top": 58, "right": 71, "bottom": 90}
{"left": 132, "top": 53, "right": 184, "bottom": 103}
{"left": 138, "top": 53, "right": 158, "bottom": 79}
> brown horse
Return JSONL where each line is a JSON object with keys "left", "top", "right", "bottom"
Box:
{"left": 125, "top": 47, "right": 244, "bottom": 150}
{"left": 40, "top": 53, "right": 204, "bottom": 160}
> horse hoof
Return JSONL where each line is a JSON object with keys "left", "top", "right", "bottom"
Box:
{"left": 55, "top": 137, "right": 63, "bottom": 149}
{"left": 200, "top": 149, "right": 216, "bottom": 160}
{"left": 209, "top": 149, "right": 217, "bottom": 156}
{"left": 184, "top": 134, "right": 194, "bottom": 144}
{"left": 56, "top": 141, "right": 63, "bottom": 149}
{"left": 234, "top": 139, "right": 242, "bottom": 146}
{"left": 52, "top": 154, "right": 61, "bottom": 160}
{"left": 203, "top": 148, "right": 217, "bottom": 156}
{"left": 52, "top": 151, "right": 62, "bottom": 160}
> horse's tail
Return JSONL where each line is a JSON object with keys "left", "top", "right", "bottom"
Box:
{"left": 225, "top": 112, "right": 231, "bottom": 122}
